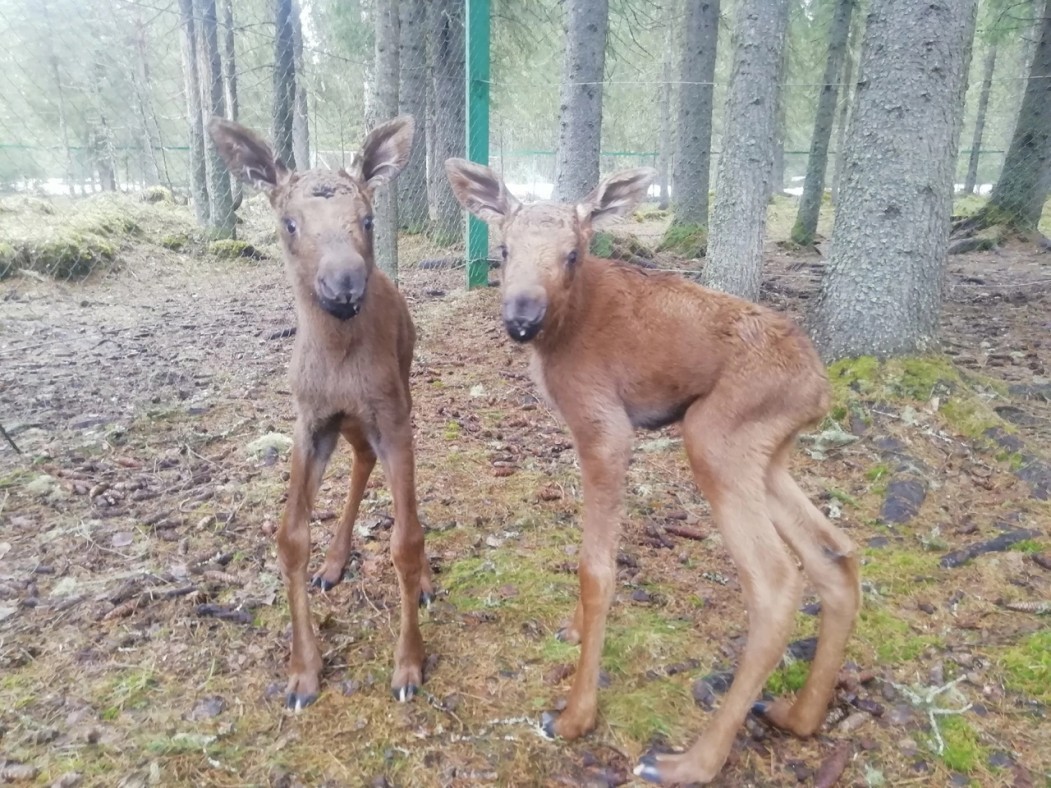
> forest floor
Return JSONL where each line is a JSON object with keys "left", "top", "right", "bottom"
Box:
{"left": 0, "top": 192, "right": 1049, "bottom": 787}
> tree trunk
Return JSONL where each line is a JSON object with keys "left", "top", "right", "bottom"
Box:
{"left": 811, "top": 0, "right": 977, "bottom": 361}
{"left": 133, "top": 17, "right": 163, "bottom": 187}
{"left": 703, "top": 0, "right": 790, "bottom": 300}
{"left": 962, "top": 44, "right": 996, "bottom": 195}
{"left": 371, "top": 0, "right": 400, "bottom": 279}
{"left": 39, "top": 0, "right": 76, "bottom": 197}
{"left": 831, "top": 12, "right": 859, "bottom": 204}
{"left": 770, "top": 39, "right": 789, "bottom": 201}
{"left": 221, "top": 0, "right": 241, "bottom": 204}
{"left": 656, "top": 17, "right": 673, "bottom": 211}
{"left": 791, "top": 0, "right": 855, "bottom": 245}
{"left": 178, "top": 0, "right": 209, "bottom": 225}
{"left": 292, "top": 0, "right": 310, "bottom": 171}
{"left": 197, "top": 0, "right": 235, "bottom": 238}
{"left": 428, "top": 0, "right": 466, "bottom": 245}
{"left": 273, "top": 0, "right": 297, "bottom": 169}
{"left": 398, "top": 0, "right": 428, "bottom": 232}
{"left": 669, "top": 0, "right": 720, "bottom": 228}
{"left": 553, "top": 0, "right": 609, "bottom": 202}
{"left": 979, "top": 2, "right": 1051, "bottom": 232}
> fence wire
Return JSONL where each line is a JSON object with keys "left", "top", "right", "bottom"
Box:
{"left": 0, "top": 0, "right": 1046, "bottom": 304}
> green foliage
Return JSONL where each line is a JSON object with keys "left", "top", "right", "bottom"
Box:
{"left": 855, "top": 605, "right": 942, "bottom": 663}
{"left": 141, "top": 186, "right": 174, "bottom": 204}
{"left": 160, "top": 233, "right": 189, "bottom": 251}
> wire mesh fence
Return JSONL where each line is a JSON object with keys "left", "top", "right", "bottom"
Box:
{"left": 0, "top": 0, "right": 1044, "bottom": 287}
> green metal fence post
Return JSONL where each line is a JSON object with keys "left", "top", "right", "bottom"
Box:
{"left": 465, "top": 0, "right": 490, "bottom": 289}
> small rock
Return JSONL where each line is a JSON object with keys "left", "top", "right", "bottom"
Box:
{"left": 837, "top": 711, "right": 870, "bottom": 733}
{"left": 111, "top": 532, "right": 135, "bottom": 549}
{"left": 918, "top": 601, "right": 936, "bottom": 614}
{"left": 188, "top": 695, "right": 226, "bottom": 720}
{"left": 51, "top": 773, "right": 83, "bottom": 788}
{"left": 880, "top": 478, "right": 927, "bottom": 524}
{"left": 988, "top": 751, "right": 1014, "bottom": 768}
{"left": 887, "top": 705, "right": 914, "bottom": 726}
{"left": 631, "top": 589, "right": 652, "bottom": 604}
{"left": 0, "top": 762, "right": 39, "bottom": 782}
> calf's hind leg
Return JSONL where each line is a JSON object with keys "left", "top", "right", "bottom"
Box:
{"left": 753, "top": 443, "right": 860, "bottom": 736}
{"left": 636, "top": 410, "right": 802, "bottom": 785}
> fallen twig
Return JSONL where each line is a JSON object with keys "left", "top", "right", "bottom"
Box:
{"left": 0, "top": 423, "right": 21, "bottom": 454}
{"left": 664, "top": 524, "right": 706, "bottom": 542}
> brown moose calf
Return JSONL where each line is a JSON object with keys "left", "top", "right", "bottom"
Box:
{"left": 444, "top": 158, "right": 861, "bottom": 785}
{"left": 209, "top": 115, "right": 433, "bottom": 710}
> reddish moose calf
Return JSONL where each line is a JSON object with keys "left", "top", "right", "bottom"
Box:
{"left": 209, "top": 115, "right": 433, "bottom": 710}
{"left": 445, "top": 159, "right": 861, "bottom": 784}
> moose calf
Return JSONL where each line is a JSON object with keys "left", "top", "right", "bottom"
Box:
{"left": 445, "top": 159, "right": 861, "bottom": 784}
{"left": 209, "top": 115, "right": 432, "bottom": 710}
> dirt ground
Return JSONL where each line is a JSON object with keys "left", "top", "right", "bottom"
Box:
{"left": 1, "top": 196, "right": 1049, "bottom": 788}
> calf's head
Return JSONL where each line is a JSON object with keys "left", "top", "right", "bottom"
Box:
{"left": 209, "top": 116, "right": 415, "bottom": 321}
{"left": 444, "top": 159, "right": 655, "bottom": 342}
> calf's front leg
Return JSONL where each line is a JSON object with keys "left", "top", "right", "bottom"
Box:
{"left": 543, "top": 412, "right": 632, "bottom": 740}
{"left": 278, "top": 416, "right": 339, "bottom": 710}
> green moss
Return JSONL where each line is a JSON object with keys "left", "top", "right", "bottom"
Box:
{"left": 658, "top": 222, "right": 707, "bottom": 257}
{"left": 937, "top": 716, "right": 986, "bottom": 773}
{"left": 827, "top": 355, "right": 882, "bottom": 400}
{"left": 634, "top": 207, "right": 669, "bottom": 222}
{"left": 940, "top": 398, "right": 1000, "bottom": 440}
{"left": 855, "top": 605, "right": 941, "bottom": 663}
{"left": 765, "top": 659, "right": 810, "bottom": 695}
{"left": 952, "top": 194, "right": 988, "bottom": 218}
{"left": 603, "top": 679, "right": 695, "bottom": 741}
{"left": 141, "top": 185, "right": 174, "bottom": 204}
{"left": 865, "top": 463, "right": 891, "bottom": 482}
{"left": 209, "top": 239, "right": 263, "bottom": 260}
{"left": 1012, "top": 539, "right": 1044, "bottom": 555}
{"left": 73, "top": 209, "right": 141, "bottom": 238}
{"left": 443, "top": 420, "right": 462, "bottom": 441}
{"left": 160, "top": 233, "right": 189, "bottom": 251}
{"left": 602, "top": 610, "right": 691, "bottom": 678}
{"left": 0, "top": 240, "right": 19, "bottom": 277}
{"left": 590, "top": 231, "right": 614, "bottom": 258}
{"left": 999, "top": 629, "right": 1051, "bottom": 702}
{"left": 23, "top": 231, "right": 116, "bottom": 279}
{"left": 862, "top": 548, "right": 940, "bottom": 595}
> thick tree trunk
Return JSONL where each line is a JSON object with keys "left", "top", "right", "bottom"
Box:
{"left": 428, "top": 0, "right": 466, "bottom": 245}
{"left": 133, "top": 17, "right": 162, "bottom": 186}
{"left": 703, "top": 0, "right": 790, "bottom": 300}
{"left": 830, "top": 14, "right": 858, "bottom": 204}
{"left": 178, "top": 0, "right": 209, "bottom": 225}
{"left": 398, "top": 0, "right": 428, "bottom": 232}
{"left": 553, "top": 0, "right": 609, "bottom": 202}
{"left": 979, "top": 2, "right": 1051, "bottom": 231}
{"left": 197, "top": 0, "right": 234, "bottom": 238}
{"left": 811, "top": 0, "right": 977, "bottom": 361}
{"left": 963, "top": 43, "right": 996, "bottom": 195}
{"left": 221, "top": 0, "right": 241, "bottom": 205}
{"left": 770, "top": 39, "right": 789, "bottom": 200}
{"left": 292, "top": 0, "right": 310, "bottom": 171}
{"left": 669, "top": 0, "right": 720, "bottom": 228}
{"left": 371, "top": 0, "right": 400, "bottom": 279}
{"left": 791, "top": 0, "right": 855, "bottom": 245}
{"left": 273, "top": 0, "right": 296, "bottom": 169}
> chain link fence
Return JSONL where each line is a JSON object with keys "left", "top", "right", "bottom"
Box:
{"left": 1, "top": 1, "right": 1044, "bottom": 282}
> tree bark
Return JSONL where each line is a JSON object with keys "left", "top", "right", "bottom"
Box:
{"left": 979, "top": 2, "right": 1051, "bottom": 231}
{"left": 292, "top": 0, "right": 310, "bottom": 171}
{"left": 221, "top": 0, "right": 241, "bottom": 205}
{"left": 656, "top": 18, "right": 673, "bottom": 211}
{"left": 553, "top": 0, "right": 609, "bottom": 202}
{"left": 703, "top": 0, "right": 790, "bottom": 300}
{"left": 273, "top": 0, "right": 296, "bottom": 169}
{"left": 831, "top": 12, "right": 859, "bottom": 204}
{"left": 398, "top": 0, "right": 428, "bottom": 232}
{"left": 133, "top": 16, "right": 163, "bottom": 186}
{"left": 428, "top": 0, "right": 466, "bottom": 245}
{"left": 197, "top": 0, "right": 235, "bottom": 238}
{"left": 178, "top": 0, "right": 209, "bottom": 225}
{"left": 791, "top": 0, "right": 855, "bottom": 245}
{"left": 371, "top": 0, "right": 400, "bottom": 279}
{"left": 811, "top": 0, "right": 977, "bottom": 361}
{"left": 669, "top": 0, "right": 720, "bottom": 228}
{"left": 963, "top": 43, "right": 996, "bottom": 195}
